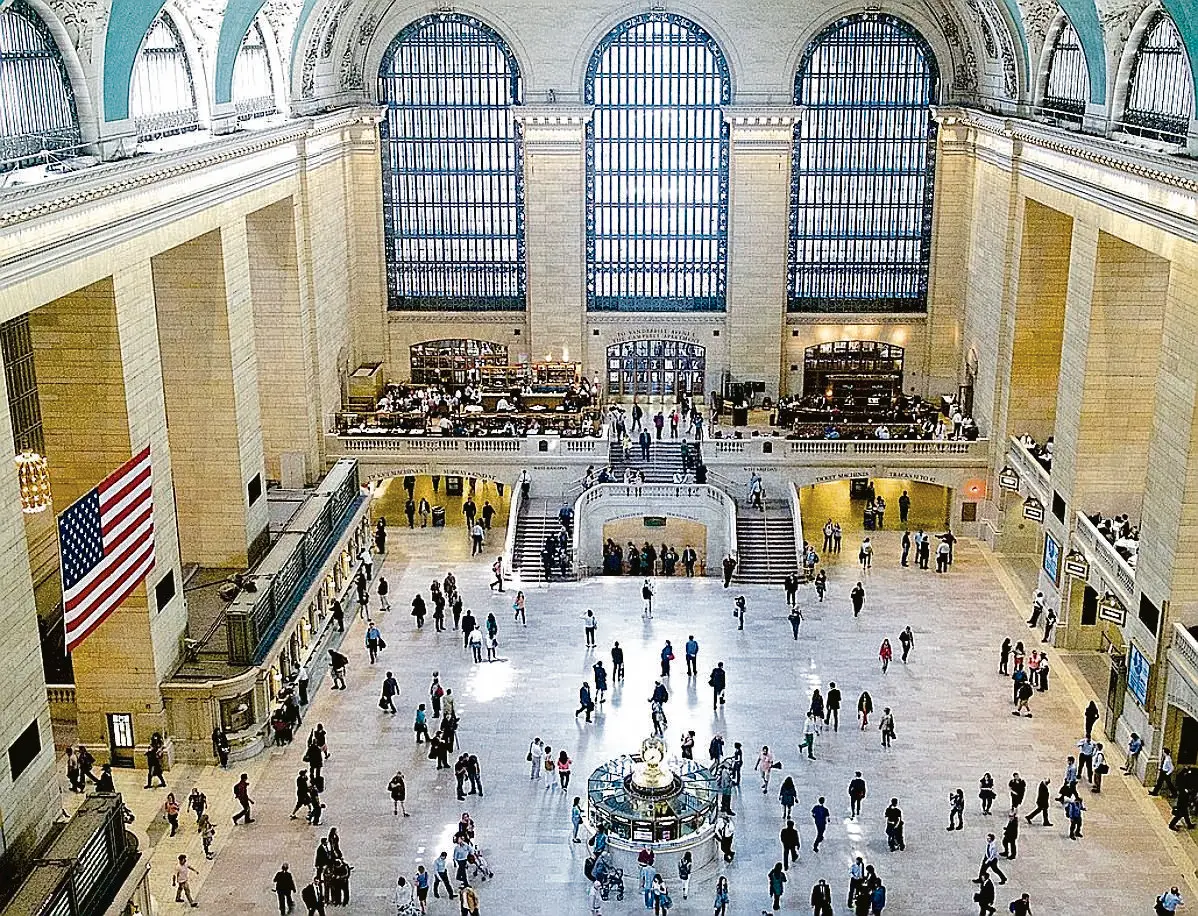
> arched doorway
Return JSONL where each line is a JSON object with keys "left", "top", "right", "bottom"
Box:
{"left": 802, "top": 340, "right": 904, "bottom": 402}
{"left": 606, "top": 340, "right": 706, "bottom": 399}
{"left": 409, "top": 339, "right": 509, "bottom": 387}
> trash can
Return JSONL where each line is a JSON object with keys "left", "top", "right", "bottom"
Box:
{"left": 731, "top": 406, "right": 749, "bottom": 427}
{"left": 432, "top": 506, "right": 446, "bottom": 528}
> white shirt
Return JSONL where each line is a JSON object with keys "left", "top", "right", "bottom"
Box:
{"left": 1162, "top": 754, "right": 1175, "bottom": 775}
{"left": 984, "top": 839, "right": 999, "bottom": 863}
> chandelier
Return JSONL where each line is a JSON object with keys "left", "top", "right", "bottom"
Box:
{"left": 15, "top": 451, "right": 51, "bottom": 513}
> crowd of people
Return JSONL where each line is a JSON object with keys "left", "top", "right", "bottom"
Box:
{"left": 774, "top": 391, "right": 980, "bottom": 442}
{"left": 1016, "top": 434, "right": 1053, "bottom": 473}
{"left": 1086, "top": 511, "right": 1141, "bottom": 569}
{"left": 600, "top": 541, "right": 701, "bottom": 577}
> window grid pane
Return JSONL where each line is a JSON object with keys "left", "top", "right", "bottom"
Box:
{"left": 233, "top": 21, "right": 276, "bottom": 121}
{"left": 378, "top": 13, "right": 526, "bottom": 311}
{"left": 788, "top": 14, "right": 938, "bottom": 314}
{"left": 0, "top": 0, "right": 80, "bottom": 172}
{"left": 1124, "top": 11, "right": 1194, "bottom": 143}
{"left": 1044, "top": 17, "right": 1090, "bottom": 118}
{"left": 585, "top": 13, "right": 730, "bottom": 313}
{"left": 130, "top": 14, "right": 199, "bottom": 142}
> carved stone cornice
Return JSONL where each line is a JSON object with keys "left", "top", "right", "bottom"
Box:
{"left": 513, "top": 104, "right": 593, "bottom": 126}
{"left": 0, "top": 110, "right": 376, "bottom": 229}
{"left": 935, "top": 106, "right": 1198, "bottom": 195}
{"left": 722, "top": 106, "right": 804, "bottom": 127}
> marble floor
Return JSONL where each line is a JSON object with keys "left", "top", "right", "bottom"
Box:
{"left": 93, "top": 521, "right": 1195, "bottom": 916}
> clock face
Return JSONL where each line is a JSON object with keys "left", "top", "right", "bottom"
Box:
{"left": 641, "top": 736, "right": 666, "bottom": 764}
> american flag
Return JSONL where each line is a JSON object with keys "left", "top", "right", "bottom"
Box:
{"left": 59, "top": 446, "right": 155, "bottom": 653}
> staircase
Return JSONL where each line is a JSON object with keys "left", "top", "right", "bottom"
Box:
{"left": 733, "top": 497, "right": 800, "bottom": 585}
{"left": 606, "top": 439, "right": 696, "bottom": 482}
{"left": 510, "top": 497, "right": 576, "bottom": 583}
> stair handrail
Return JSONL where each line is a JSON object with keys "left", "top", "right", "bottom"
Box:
{"left": 503, "top": 476, "right": 522, "bottom": 572}
{"left": 789, "top": 479, "right": 805, "bottom": 574}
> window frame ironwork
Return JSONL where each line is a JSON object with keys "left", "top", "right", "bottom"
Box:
{"left": 0, "top": 0, "right": 81, "bottom": 172}
{"left": 1043, "top": 15, "right": 1090, "bottom": 118}
{"left": 233, "top": 20, "right": 277, "bottom": 121}
{"left": 130, "top": 12, "right": 200, "bottom": 142}
{"left": 787, "top": 13, "right": 939, "bottom": 315}
{"left": 605, "top": 339, "right": 706, "bottom": 398}
{"left": 0, "top": 315, "right": 44, "bottom": 456}
{"left": 1123, "top": 10, "right": 1195, "bottom": 143}
{"left": 377, "top": 12, "right": 527, "bottom": 312}
{"left": 584, "top": 12, "right": 731, "bottom": 314}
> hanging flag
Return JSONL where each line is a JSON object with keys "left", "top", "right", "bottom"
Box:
{"left": 59, "top": 446, "right": 155, "bottom": 653}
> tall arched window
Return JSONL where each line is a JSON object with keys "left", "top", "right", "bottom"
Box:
{"left": 1123, "top": 10, "right": 1194, "bottom": 142}
{"left": 378, "top": 13, "right": 526, "bottom": 311}
{"left": 0, "top": 1, "right": 80, "bottom": 172}
{"left": 585, "top": 13, "right": 730, "bottom": 313}
{"left": 233, "top": 21, "right": 276, "bottom": 120}
{"left": 789, "top": 14, "right": 938, "bottom": 313}
{"left": 1043, "top": 15, "right": 1090, "bottom": 118}
{"left": 130, "top": 13, "right": 199, "bottom": 142}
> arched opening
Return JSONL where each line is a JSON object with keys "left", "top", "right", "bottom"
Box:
{"left": 799, "top": 478, "right": 952, "bottom": 542}
{"left": 585, "top": 13, "right": 731, "bottom": 313}
{"left": 130, "top": 12, "right": 200, "bottom": 141}
{"left": 1040, "top": 13, "right": 1090, "bottom": 121}
{"left": 789, "top": 14, "right": 938, "bottom": 314}
{"left": 233, "top": 20, "right": 276, "bottom": 121}
{"left": 0, "top": 0, "right": 81, "bottom": 171}
{"left": 378, "top": 13, "right": 526, "bottom": 312}
{"left": 605, "top": 340, "right": 707, "bottom": 399}
{"left": 1120, "top": 9, "right": 1195, "bottom": 144}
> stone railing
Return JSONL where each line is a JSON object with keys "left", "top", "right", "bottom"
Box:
{"left": 707, "top": 436, "right": 988, "bottom": 462}
{"left": 1006, "top": 436, "right": 1051, "bottom": 501}
{"left": 46, "top": 683, "right": 76, "bottom": 710}
{"left": 1172, "top": 622, "right": 1198, "bottom": 677}
{"left": 1168, "top": 622, "right": 1198, "bottom": 725}
{"left": 332, "top": 433, "right": 607, "bottom": 459}
{"left": 1073, "top": 511, "right": 1137, "bottom": 610}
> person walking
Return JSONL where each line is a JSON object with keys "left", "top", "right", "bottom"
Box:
{"left": 973, "top": 833, "right": 1007, "bottom": 884}
{"left": 557, "top": 750, "right": 573, "bottom": 791}
{"left": 414, "top": 704, "right": 431, "bottom": 744}
{"left": 1152, "top": 748, "right": 1176, "bottom": 796}
{"left": 899, "top": 626, "right": 914, "bottom": 663}
{"left": 685, "top": 636, "right": 700, "bottom": 676}
{"left": 583, "top": 610, "right": 598, "bottom": 648}
{"left": 1024, "top": 778, "right": 1052, "bottom": 826}
{"left": 642, "top": 578, "right": 655, "bottom": 617}
{"left": 900, "top": 530, "right": 911, "bottom": 567}
{"left": 814, "top": 569, "right": 827, "bottom": 602}
{"left": 1065, "top": 795, "right": 1085, "bottom": 839}
{"left": 660, "top": 641, "right": 675, "bottom": 678}
{"left": 851, "top": 582, "right": 866, "bottom": 617}
{"left": 513, "top": 591, "right": 526, "bottom": 626}
{"left": 576, "top": 682, "right": 595, "bottom": 723}
{"left": 879, "top": 639, "right": 892, "bottom": 673}
{"left": 781, "top": 818, "right": 801, "bottom": 869}
{"left": 274, "top": 863, "right": 296, "bottom": 915}
{"left": 722, "top": 554, "right": 737, "bottom": 588}
{"left": 1084, "top": 700, "right": 1100, "bottom": 740}
{"left": 799, "top": 713, "right": 818, "bottom": 760}
{"left": 1157, "top": 887, "right": 1185, "bottom": 914}
{"left": 381, "top": 670, "right": 399, "bottom": 714}
{"left": 823, "top": 683, "right": 841, "bottom": 732}
{"left": 879, "top": 708, "right": 896, "bottom": 748}
{"left": 811, "top": 878, "right": 834, "bottom": 916}
{"left": 734, "top": 595, "right": 746, "bottom": 630}
{"left": 848, "top": 772, "right": 867, "bottom": 819}
{"left": 811, "top": 797, "right": 830, "bottom": 851}
{"left": 432, "top": 852, "right": 454, "bottom": 900}
{"left": 233, "top": 774, "right": 254, "bottom": 824}
{"left": 780, "top": 777, "right": 798, "bottom": 820}
{"left": 173, "top": 854, "right": 199, "bottom": 907}
{"left": 974, "top": 874, "right": 996, "bottom": 916}
{"left": 788, "top": 604, "right": 803, "bottom": 640}
{"left": 768, "top": 862, "right": 787, "bottom": 911}
{"left": 757, "top": 746, "right": 777, "bottom": 793}
{"left": 1169, "top": 785, "right": 1195, "bottom": 831}
{"left": 611, "top": 641, "right": 625, "bottom": 680}
{"left": 572, "top": 796, "right": 585, "bottom": 842}
{"left": 164, "top": 793, "right": 181, "bottom": 836}
{"left": 678, "top": 851, "right": 692, "bottom": 900}
{"left": 859, "top": 538, "right": 873, "bottom": 570}
{"left": 712, "top": 876, "right": 730, "bottom": 915}
{"left": 884, "top": 798, "right": 905, "bottom": 851}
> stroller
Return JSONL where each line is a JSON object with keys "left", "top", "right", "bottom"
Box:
{"left": 585, "top": 852, "right": 625, "bottom": 901}
{"left": 467, "top": 847, "right": 494, "bottom": 882}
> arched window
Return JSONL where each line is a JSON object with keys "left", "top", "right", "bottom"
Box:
{"left": 1123, "top": 10, "right": 1194, "bottom": 142}
{"left": 233, "top": 21, "right": 276, "bottom": 120}
{"left": 0, "top": 1, "right": 80, "bottom": 172}
{"left": 378, "top": 13, "right": 526, "bottom": 311}
{"left": 1043, "top": 15, "right": 1090, "bottom": 118}
{"left": 585, "top": 13, "right": 730, "bottom": 313}
{"left": 130, "top": 13, "right": 199, "bottom": 142}
{"left": 789, "top": 14, "right": 938, "bottom": 313}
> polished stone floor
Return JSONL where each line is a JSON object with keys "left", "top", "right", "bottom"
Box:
{"left": 92, "top": 521, "right": 1194, "bottom": 916}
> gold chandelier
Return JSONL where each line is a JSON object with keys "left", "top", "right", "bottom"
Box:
{"left": 15, "top": 451, "right": 51, "bottom": 513}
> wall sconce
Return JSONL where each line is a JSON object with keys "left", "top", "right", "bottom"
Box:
{"left": 16, "top": 451, "right": 51, "bottom": 513}
{"left": 1022, "top": 495, "right": 1044, "bottom": 522}
{"left": 998, "top": 466, "right": 1019, "bottom": 491}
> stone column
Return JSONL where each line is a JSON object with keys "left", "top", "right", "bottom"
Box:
{"left": 517, "top": 105, "right": 589, "bottom": 366}
{"left": 29, "top": 268, "right": 188, "bottom": 760}
{"left": 246, "top": 200, "right": 322, "bottom": 486}
{"left": 723, "top": 107, "right": 800, "bottom": 400}
{"left": 151, "top": 229, "right": 269, "bottom": 567}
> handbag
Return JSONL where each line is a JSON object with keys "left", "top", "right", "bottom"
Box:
{"left": 527, "top": 752, "right": 534, "bottom": 761}
{"left": 378, "top": 638, "right": 386, "bottom": 650}
{"left": 378, "top": 697, "right": 389, "bottom": 709}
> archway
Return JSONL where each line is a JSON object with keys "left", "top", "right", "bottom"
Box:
{"left": 798, "top": 477, "right": 951, "bottom": 545}
{"left": 605, "top": 340, "right": 706, "bottom": 399}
